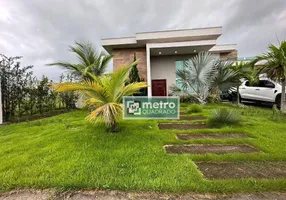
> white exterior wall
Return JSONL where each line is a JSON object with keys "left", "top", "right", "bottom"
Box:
{"left": 213, "top": 53, "right": 220, "bottom": 59}
{"left": 150, "top": 55, "right": 191, "bottom": 95}
{"left": 150, "top": 53, "right": 220, "bottom": 95}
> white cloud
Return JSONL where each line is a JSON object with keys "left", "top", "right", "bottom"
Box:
{"left": 0, "top": 0, "right": 285, "bottom": 81}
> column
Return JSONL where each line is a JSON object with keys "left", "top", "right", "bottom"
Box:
{"left": 146, "top": 44, "right": 152, "bottom": 97}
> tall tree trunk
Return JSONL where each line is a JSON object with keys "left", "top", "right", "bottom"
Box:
{"left": 111, "top": 122, "right": 117, "bottom": 132}
{"left": 281, "top": 78, "right": 286, "bottom": 112}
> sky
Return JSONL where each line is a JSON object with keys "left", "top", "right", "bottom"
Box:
{"left": 0, "top": 0, "right": 286, "bottom": 81}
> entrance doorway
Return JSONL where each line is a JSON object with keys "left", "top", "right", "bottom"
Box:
{"left": 152, "top": 79, "right": 167, "bottom": 96}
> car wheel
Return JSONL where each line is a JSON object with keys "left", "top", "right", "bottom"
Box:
{"left": 275, "top": 94, "right": 281, "bottom": 109}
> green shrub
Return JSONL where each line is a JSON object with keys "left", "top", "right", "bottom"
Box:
{"left": 206, "top": 95, "right": 220, "bottom": 103}
{"left": 271, "top": 104, "right": 281, "bottom": 121}
{"left": 187, "top": 104, "right": 203, "bottom": 114}
{"left": 180, "top": 103, "right": 188, "bottom": 107}
{"left": 179, "top": 95, "right": 200, "bottom": 103}
{"left": 240, "top": 106, "right": 269, "bottom": 117}
{"left": 208, "top": 108, "right": 241, "bottom": 127}
{"left": 179, "top": 94, "right": 219, "bottom": 104}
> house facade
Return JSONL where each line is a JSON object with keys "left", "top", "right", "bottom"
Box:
{"left": 101, "top": 26, "right": 237, "bottom": 97}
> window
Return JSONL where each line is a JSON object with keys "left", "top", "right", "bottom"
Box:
{"left": 245, "top": 80, "right": 275, "bottom": 88}
{"left": 175, "top": 60, "right": 184, "bottom": 90}
{"left": 259, "top": 80, "right": 275, "bottom": 88}
{"left": 175, "top": 60, "right": 196, "bottom": 93}
{"left": 245, "top": 81, "right": 259, "bottom": 87}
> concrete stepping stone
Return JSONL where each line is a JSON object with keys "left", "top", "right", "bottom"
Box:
{"left": 174, "top": 115, "right": 206, "bottom": 120}
{"left": 164, "top": 144, "right": 259, "bottom": 154}
{"left": 158, "top": 123, "right": 208, "bottom": 130}
{"left": 196, "top": 161, "right": 286, "bottom": 179}
{"left": 177, "top": 133, "right": 248, "bottom": 140}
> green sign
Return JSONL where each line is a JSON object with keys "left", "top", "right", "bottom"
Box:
{"left": 123, "top": 96, "right": 180, "bottom": 119}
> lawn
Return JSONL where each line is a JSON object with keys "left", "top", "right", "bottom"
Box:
{"left": 0, "top": 103, "right": 286, "bottom": 193}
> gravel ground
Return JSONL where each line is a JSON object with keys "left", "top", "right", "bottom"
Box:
{"left": 1, "top": 189, "right": 286, "bottom": 200}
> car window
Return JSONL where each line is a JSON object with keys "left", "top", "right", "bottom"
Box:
{"left": 259, "top": 80, "right": 266, "bottom": 87}
{"left": 245, "top": 80, "right": 274, "bottom": 87}
{"left": 259, "top": 80, "right": 275, "bottom": 88}
{"left": 245, "top": 81, "right": 259, "bottom": 87}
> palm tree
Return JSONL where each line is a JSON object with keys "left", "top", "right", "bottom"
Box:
{"left": 228, "top": 61, "right": 258, "bottom": 104}
{"left": 174, "top": 52, "right": 217, "bottom": 104}
{"left": 251, "top": 41, "right": 286, "bottom": 110}
{"left": 52, "top": 62, "right": 147, "bottom": 132}
{"left": 47, "top": 41, "right": 113, "bottom": 81}
{"left": 172, "top": 52, "right": 239, "bottom": 104}
{"left": 211, "top": 58, "right": 239, "bottom": 96}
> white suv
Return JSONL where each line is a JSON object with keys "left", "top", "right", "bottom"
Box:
{"left": 239, "top": 78, "right": 282, "bottom": 107}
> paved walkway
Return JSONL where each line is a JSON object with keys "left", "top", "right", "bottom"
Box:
{"left": 1, "top": 190, "right": 286, "bottom": 200}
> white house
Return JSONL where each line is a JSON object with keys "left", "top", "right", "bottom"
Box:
{"left": 101, "top": 26, "right": 237, "bottom": 97}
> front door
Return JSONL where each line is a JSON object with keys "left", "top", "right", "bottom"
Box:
{"left": 152, "top": 79, "right": 167, "bottom": 96}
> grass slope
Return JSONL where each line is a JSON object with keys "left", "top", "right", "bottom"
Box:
{"left": 0, "top": 104, "right": 286, "bottom": 193}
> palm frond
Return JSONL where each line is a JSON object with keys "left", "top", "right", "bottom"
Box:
{"left": 110, "top": 61, "right": 138, "bottom": 97}
{"left": 52, "top": 82, "right": 107, "bottom": 103}
{"left": 251, "top": 40, "right": 286, "bottom": 81}
{"left": 83, "top": 97, "right": 104, "bottom": 108}
{"left": 52, "top": 64, "right": 147, "bottom": 131}
{"left": 175, "top": 52, "right": 217, "bottom": 102}
{"left": 116, "top": 82, "right": 148, "bottom": 101}
{"left": 46, "top": 62, "right": 82, "bottom": 71}
{"left": 169, "top": 84, "right": 184, "bottom": 96}
{"left": 212, "top": 59, "right": 238, "bottom": 91}
{"left": 69, "top": 41, "right": 90, "bottom": 66}
{"left": 86, "top": 103, "right": 122, "bottom": 127}
{"left": 97, "top": 52, "right": 113, "bottom": 75}
{"left": 47, "top": 41, "right": 114, "bottom": 80}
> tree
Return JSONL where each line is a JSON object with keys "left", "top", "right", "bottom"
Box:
{"left": 228, "top": 61, "right": 258, "bottom": 104}
{"left": 129, "top": 53, "right": 141, "bottom": 83}
{"left": 211, "top": 58, "right": 239, "bottom": 97}
{"left": 58, "top": 73, "right": 79, "bottom": 110}
{"left": 52, "top": 62, "right": 147, "bottom": 132}
{"left": 0, "top": 54, "right": 79, "bottom": 122}
{"left": 0, "top": 55, "right": 33, "bottom": 121}
{"left": 251, "top": 41, "right": 286, "bottom": 110}
{"left": 47, "top": 41, "right": 113, "bottom": 81}
{"left": 36, "top": 76, "right": 50, "bottom": 114}
{"left": 127, "top": 52, "right": 147, "bottom": 96}
{"left": 171, "top": 52, "right": 238, "bottom": 104}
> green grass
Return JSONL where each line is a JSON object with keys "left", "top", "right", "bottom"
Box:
{"left": 186, "top": 104, "right": 203, "bottom": 114}
{"left": 0, "top": 104, "right": 286, "bottom": 193}
{"left": 208, "top": 107, "right": 241, "bottom": 127}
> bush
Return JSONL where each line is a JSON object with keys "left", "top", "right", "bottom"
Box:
{"left": 179, "top": 94, "right": 220, "bottom": 104}
{"left": 206, "top": 95, "right": 220, "bottom": 103}
{"left": 179, "top": 95, "right": 200, "bottom": 103}
{"left": 180, "top": 103, "right": 188, "bottom": 107}
{"left": 240, "top": 105, "right": 269, "bottom": 117}
{"left": 208, "top": 108, "right": 241, "bottom": 127}
{"left": 187, "top": 104, "right": 203, "bottom": 114}
{"left": 271, "top": 104, "right": 281, "bottom": 121}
